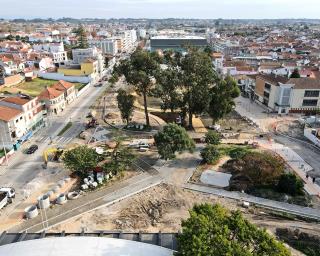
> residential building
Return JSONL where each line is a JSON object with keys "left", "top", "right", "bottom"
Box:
{"left": 33, "top": 42, "right": 68, "bottom": 64}
{"left": 88, "top": 39, "right": 118, "bottom": 56}
{"left": 0, "top": 95, "right": 44, "bottom": 148}
{"left": 38, "top": 80, "right": 76, "bottom": 114}
{"left": 38, "top": 87, "right": 66, "bottom": 115}
{"left": 255, "top": 74, "right": 320, "bottom": 114}
{"left": 58, "top": 59, "right": 98, "bottom": 77}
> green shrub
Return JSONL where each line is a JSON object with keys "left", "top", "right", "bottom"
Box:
{"left": 228, "top": 147, "right": 250, "bottom": 159}
{"left": 277, "top": 173, "right": 304, "bottom": 196}
{"left": 201, "top": 145, "right": 221, "bottom": 164}
{"left": 204, "top": 130, "right": 221, "bottom": 145}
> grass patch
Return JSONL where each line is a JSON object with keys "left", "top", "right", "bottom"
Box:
{"left": 216, "top": 144, "right": 253, "bottom": 157}
{"left": 57, "top": 122, "right": 72, "bottom": 136}
{"left": 0, "top": 78, "right": 84, "bottom": 97}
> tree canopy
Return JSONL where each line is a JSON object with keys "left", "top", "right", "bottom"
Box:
{"left": 290, "top": 68, "right": 301, "bottom": 78}
{"left": 208, "top": 76, "right": 240, "bottom": 123}
{"left": 113, "top": 49, "right": 160, "bottom": 127}
{"left": 154, "top": 123, "right": 195, "bottom": 160}
{"left": 116, "top": 89, "right": 135, "bottom": 125}
{"left": 176, "top": 203, "right": 291, "bottom": 256}
{"left": 74, "top": 24, "right": 88, "bottom": 49}
{"left": 200, "top": 144, "right": 220, "bottom": 164}
{"left": 62, "top": 146, "right": 102, "bottom": 175}
{"left": 180, "top": 48, "right": 217, "bottom": 128}
{"left": 204, "top": 130, "right": 221, "bottom": 145}
{"left": 277, "top": 173, "right": 304, "bottom": 196}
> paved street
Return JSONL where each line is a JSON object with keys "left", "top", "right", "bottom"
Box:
{"left": 0, "top": 83, "right": 107, "bottom": 214}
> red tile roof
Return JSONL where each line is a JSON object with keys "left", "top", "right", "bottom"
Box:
{"left": 38, "top": 87, "right": 64, "bottom": 100}
{"left": 2, "top": 96, "right": 31, "bottom": 105}
{"left": 0, "top": 105, "right": 22, "bottom": 122}
{"left": 51, "top": 80, "right": 74, "bottom": 91}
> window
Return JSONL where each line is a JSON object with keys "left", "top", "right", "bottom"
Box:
{"left": 265, "top": 83, "right": 271, "bottom": 90}
{"left": 264, "top": 91, "right": 270, "bottom": 98}
{"left": 302, "top": 99, "right": 318, "bottom": 106}
{"left": 304, "top": 90, "right": 320, "bottom": 97}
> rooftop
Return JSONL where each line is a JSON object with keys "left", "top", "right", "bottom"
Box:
{"left": 0, "top": 105, "right": 22, "bottom": 122}
{"left": 151, "top": 35, "right": 206, "bottom": 40}
{"left": 0, "top": 232, "right": 177, "bottom": 256}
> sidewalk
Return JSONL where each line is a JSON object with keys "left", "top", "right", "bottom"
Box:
{"left": 260, "top": 141, "right": 320, "bottom": 196}
{"left": 183, "top": 183, "right": 320, "bottom": 221}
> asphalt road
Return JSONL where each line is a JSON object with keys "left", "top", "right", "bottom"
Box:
{"left": 0, "top": 82, "right": 107, "bottom": 213}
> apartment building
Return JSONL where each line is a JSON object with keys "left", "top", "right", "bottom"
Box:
{"left": 88, "top": 39, "right": 118, "bottom": 56}
{"left": 33, "top": 42, "right": 68, "bottom": 64}
{"left": 0, "top": 95, "right": 44, "bottom": 148}
{"left": 255, "top": 74, "right": 320, "bottom": 114}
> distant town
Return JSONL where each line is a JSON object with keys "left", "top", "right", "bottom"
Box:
{"left": 0, "top": 17, "right": 320, "bottom": 256}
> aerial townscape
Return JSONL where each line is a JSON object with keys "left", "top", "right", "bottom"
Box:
{"left": 1, "top": 1, "right": 320, "bottom": 255}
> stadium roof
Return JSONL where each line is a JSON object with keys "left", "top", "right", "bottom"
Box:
{"left": 0, "top": 236, "right": 174, "bottom": 256}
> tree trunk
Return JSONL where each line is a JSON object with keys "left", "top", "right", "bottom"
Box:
{"left": 143, "top": 91, "right": 150, "bottom": 127}
{"left": 188, "top": 109, "right": 193, "bottom": 129}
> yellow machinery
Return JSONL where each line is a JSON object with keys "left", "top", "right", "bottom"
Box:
{"left": 43, "top": 147, "right": 64, "bottom": 163}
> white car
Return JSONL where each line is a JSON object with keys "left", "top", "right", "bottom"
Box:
{"left": 0, "top": 187, "right": 15, "bottom": 198}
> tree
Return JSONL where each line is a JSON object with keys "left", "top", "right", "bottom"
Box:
{"left": 277, "top": 173, "right": 304, "bottom": 196}
{"left": 204, "top": 130, "right": 221, "bottom": 145}
{"left": 203, "top": 45, "right": 213, "bottom": 56}
{"left": 62, "top": 146, "right": 102, "bottom": 175}
{"left": 116, "top": 89, "right": 135, "bottom": 125}
{"left": 201, "top": 145, "right": 220, "bottom": 164}
{"left": 154, "top": 123, "right": 195, "bottom": 160}
{"left": 74, "top": 24, "right": 88, "bottom": 49}
{"left": 154, "top": 65, "right": 183, "bottom": 113}
{"left": 290, "top": 68, "right": 300, "bottom": 78}
{"left": 103, "top": 138, "right": 135, "bottom": 175}
{"left": 113, "top": 49, "right": 160, "bottom": 127}
{"left": 176, "top": 203, "right": 291, "bottom": 256}
{"left": 208, "top": 76, "right": 240, "bottom": 124}
{"left": 180, "top": 48, "right": 217, "bottom": 128}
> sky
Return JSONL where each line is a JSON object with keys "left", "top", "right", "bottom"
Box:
{"left": 0, "top": 0, "right": 319, "bottom": 19}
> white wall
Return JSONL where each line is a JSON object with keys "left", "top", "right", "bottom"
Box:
{"left": 38, "top": 72, "right": 91, "bottom": 83}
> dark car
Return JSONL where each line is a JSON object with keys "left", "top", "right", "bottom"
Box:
{"left": 26, "top": 144, "right": 38, "bottom": 154}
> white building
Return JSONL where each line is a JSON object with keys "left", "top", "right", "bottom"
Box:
{"left": 88, "top": 39, "right": 118, "bottom": 56}
{"left": 33, "top": 42, "right": 68, "bottom": 64}
{"left": 0, "top": 95, "right": 44, "bottom": 147}
{"left": 72, "top": 47, "right": 105, "bottom": 75}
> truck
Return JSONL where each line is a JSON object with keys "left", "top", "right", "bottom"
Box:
{"left": 0, "top": 187, "right": 15, "bottom": 210}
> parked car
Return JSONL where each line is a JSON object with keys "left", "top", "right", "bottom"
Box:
{"left": 26, "top": 144, "right": 38, "bottom": 154}
{"left": 0, "top": 187, "right": 15, "bottom": 198}
{"left": 0, "top": 187, "right": 15, "bottom": 210}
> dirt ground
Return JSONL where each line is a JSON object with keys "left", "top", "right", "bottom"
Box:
{"left": 50, "top": 184, "right": 320, "bottom": 236}
{"left": 276, "top": 120, "right": 305, "bottom": 139}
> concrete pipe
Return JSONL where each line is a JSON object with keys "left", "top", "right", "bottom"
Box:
{"left": 52, "top": 186, "right": 60, "bottom": 193}
{"left": 25, "top": 205, "right": 39, "bottom": 219}
{"left": 67, "top": 191, "right": 80, "bottom": 200}
{"left": 57, "top": 180, "right": 65, "bottom": 188}
{"left": 38, "top": 194, "right": 50, "bottom": 209}
{"left": 56, "top": 193, "right": 67, "bottom": 205}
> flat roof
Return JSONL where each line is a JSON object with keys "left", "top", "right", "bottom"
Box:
{"left": 0, "top": 237, "right": 174, "bottom": 256}
{"left": 151, "top": 35, "right": 206, "bottom": 40}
